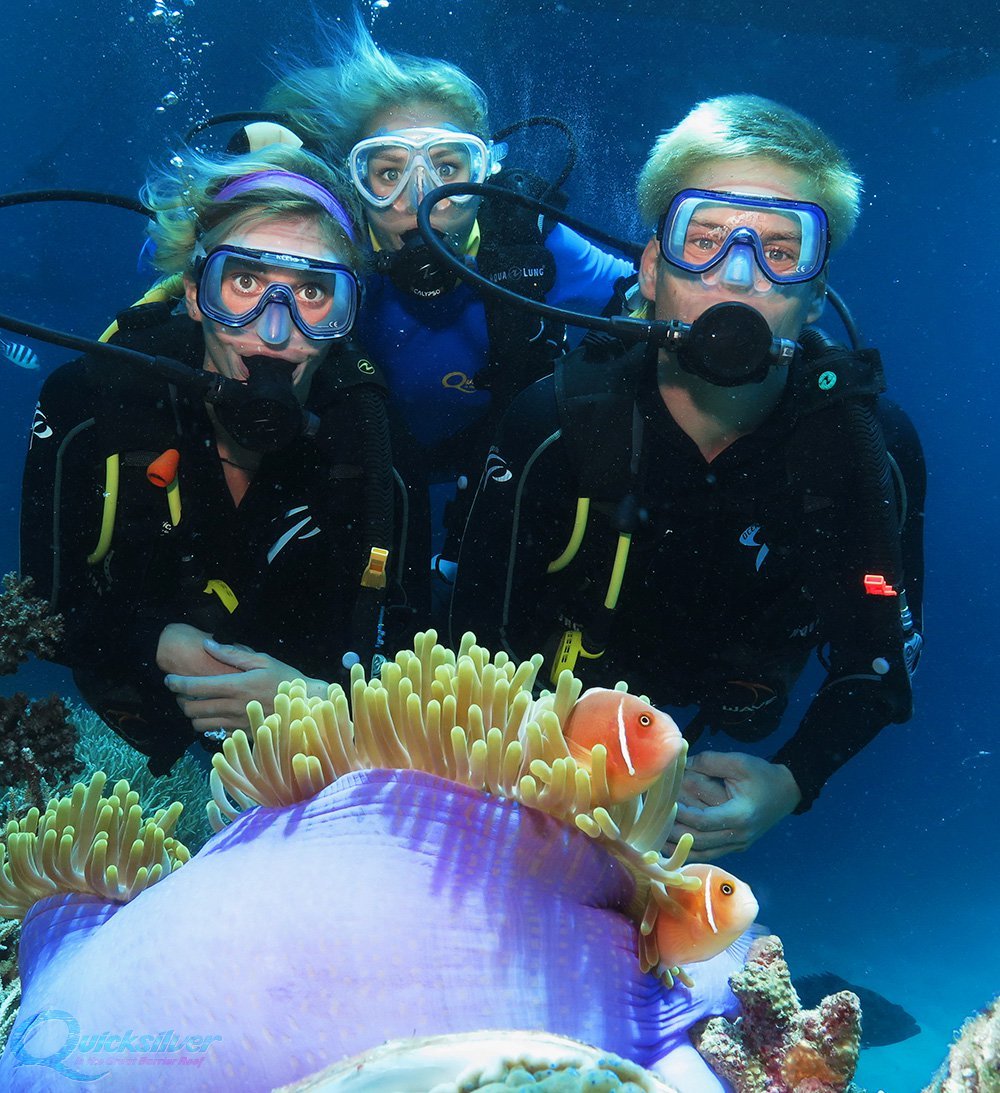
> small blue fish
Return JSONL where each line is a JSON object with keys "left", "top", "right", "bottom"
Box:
{"left": 0, "top": 338, "right": 40, "bottom": 371}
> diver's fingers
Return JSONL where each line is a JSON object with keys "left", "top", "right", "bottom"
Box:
{"left": 665, "top": 821, "right": 748, "bottom": 861}
{"left": 673, "top": 801, "right": 743, "bottom": 832}
{"left": 202, "top": 638, "right": 269, "bottom": 669}
{"left": 164, "top": 672, "right": 247, "bottom": 697}
{"left": 677, "top": 769, "right": 730, "bottom": 807}
{"left": 190, "top": 711, "right": 252, "bottom": 732}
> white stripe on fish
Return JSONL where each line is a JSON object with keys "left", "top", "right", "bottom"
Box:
{"left": 0, "top": 339, "right": 40, "bottom": 371}
{"left": 704, "top": 866, "right": 719, "bottom": 934}
{"left": 616, "top": 696, "right": 636, "bottom": 775}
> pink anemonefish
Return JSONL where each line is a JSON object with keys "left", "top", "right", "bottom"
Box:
{"left": 654, "top": 863, "right": 758, "bottom": 966}
{"left": 561, "top": 688, "right": 684, "bottom": 803}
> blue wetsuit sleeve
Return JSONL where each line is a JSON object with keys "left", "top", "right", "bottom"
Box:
{"left": 449, "top": 375, "right": 577, "bottom": 660}
{"left": 545, "top": 224, "right": 636, "bottom": 314}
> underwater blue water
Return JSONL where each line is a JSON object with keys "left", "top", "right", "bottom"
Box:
{"left": 2, "top": 1, "right": 997, "bottom": 1089}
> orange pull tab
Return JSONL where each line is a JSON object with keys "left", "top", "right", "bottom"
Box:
{"left": 863, "top": 573, "right": 898, "bottom": 597}
{"left": 147, "top": 448, "right": 180, "bottom": 488}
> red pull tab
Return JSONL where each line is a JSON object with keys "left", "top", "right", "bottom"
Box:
{"left": 147, "top": 448, "right": 180, "bottom": 488}
{"left": 864, "top": 573, "right": 897, "bottom": 597}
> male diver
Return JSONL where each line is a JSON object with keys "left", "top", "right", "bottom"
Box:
{"left": 450, "top": 95, "right": 926, "bottom": 859}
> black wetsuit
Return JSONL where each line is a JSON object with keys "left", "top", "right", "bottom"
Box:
{"left": 20, "top": 312, "right": 416, "bottom": 772}
{"left": 450, "top": 341, "right": 926, "bottom": 810}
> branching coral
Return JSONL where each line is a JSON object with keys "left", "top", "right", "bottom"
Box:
{"left": 208, "top": 631, "right": 703, "bottom": 984}
{"left": 0, "top": 573, "right": 63, "bottom": 674}
{"left": 0, "top": 771, "right": 191, "bottom": 919}
{"left": 0, "top": 693, "right": 81, "bottom": 810}
{"left": 693, "top": 934, "right": 861, "bottom": 1092}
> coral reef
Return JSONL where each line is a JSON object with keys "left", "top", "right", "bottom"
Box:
{"left": 0, "top": 919, "right": 18, "bottom": 1054}
{"left": 278, "top": 1030, "right": 677, "bottom": 1091}
{"left": 0, "top": 574, "right": 62, "bottom": 675}
{"left": 923, "top": 995, "right": 1000, "bottom": 1093}
{"left": 0, "top": 770, "right": 190, "bottom": 918}
{"left": 0, "top": 693, "right": 81, "bottom": 810}
{"left": 693, "top": 934, "right": 861, "bottom": 1092}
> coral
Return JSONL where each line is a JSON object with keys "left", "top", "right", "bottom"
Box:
{"left": 278, "top": 1030, "right": 676, "bottom": 1091}
{"left": 0, "top": 702, "right": 212, "bottom": 852}
{"left": 693, "top": 934, "right": 861, "bottom": 1092}
{"left": 923, "top": 995, "right": 1000, "bottom": 1093}
{"left": 0, "top": 573, "right": 63, "bottom": 674}
{"left": 0, "top": 693, "right": 81, "bottom": 810}
{"left": 0, "top": 912, "right": 19, "bottom": 1055}
{"left": 0, "top": 770, "right": 190, "bottom": 919}
{"left": 208, "top": 630, "right": 704, "bottom": 983}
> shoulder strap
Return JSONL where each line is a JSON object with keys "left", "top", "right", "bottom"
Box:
{"left": 471, "top": 167, "right": 565, "bottom": 403}
{"left": 554, "top": 339, "right": 647, "bottom": 500}
{"left": 793, "top": 327, "right": 886, "bottom": 417}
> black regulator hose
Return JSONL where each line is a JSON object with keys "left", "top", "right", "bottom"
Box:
{"left": 0, "top": 190, "right": 151, "bottom": 216}
{"left": 490, "top": 115, "right": 579, "bottom": 196}
{"left": 0, "top": 309, "right": 317, "bottom": 447}
{"left": 184, "top": 111, "right": 302, "bottom": 145}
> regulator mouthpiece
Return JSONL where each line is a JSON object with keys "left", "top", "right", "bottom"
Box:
{"left": 213, "top": 355, "right": 304, "bottom": 452}
{"left": 676, "top": 301, "right": 790, "bottom": 387}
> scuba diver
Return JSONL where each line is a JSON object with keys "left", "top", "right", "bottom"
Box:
{"left": 257, "top": 17, "right": 634, "bottom": 609}
{"left": 18, "top": 145, "right": 408, "bottom": 774}
{"left": 449, "top": 94, "right": 926, "bottom": 859}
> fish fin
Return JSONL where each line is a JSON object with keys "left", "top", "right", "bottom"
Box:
{"left": 564, "top": 738, "right": 592, "bottom": 769}
{"left": 724, "top": 923, "right": 769, "bottom": 965}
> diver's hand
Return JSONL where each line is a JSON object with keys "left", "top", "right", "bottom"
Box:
{"left": 163, "top": 638, "right": 328, "bottom": 733}
{"left": 155, "top": 623, "right": 231, "bottom": 677}
{"left": 663, "top": 751, "right": 801, "bottom": 862}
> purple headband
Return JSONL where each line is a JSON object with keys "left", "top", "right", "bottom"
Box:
{"left": 213, "top": 170, "right": 358, "bottom": 243}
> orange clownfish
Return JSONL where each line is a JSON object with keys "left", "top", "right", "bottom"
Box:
{"left": 654, "top": 864, "right": 758, "bottom": 966}
{"left": 562, "top": 688, "right": 684, "bottom": 802}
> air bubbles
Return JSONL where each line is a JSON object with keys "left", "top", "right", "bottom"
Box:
{"left": 374, "top": 0, "right": 390, "bottom": 7}
{"left": 161, "top": 91, "right": 179, "bottom": 107}
{"left": 169, "top": 155, "right": 185, "bottom": 169}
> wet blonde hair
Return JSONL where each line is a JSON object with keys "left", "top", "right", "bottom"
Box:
{"left": 141, "top": 144, "right": 367, "bottom": 279}
{"left": 266, "top": 15, "right": 489, "bottom": 163}
{"left": 637, "top": 94, "right": 862, "bottom": 250}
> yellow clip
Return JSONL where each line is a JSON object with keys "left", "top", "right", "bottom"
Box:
{"left": 361, "top": 547, "right": 389, "bottom": 589}
{"left": 203, "top": 579, "right": 239, "bottom": 614}
{"left": 549, "top": 629, "right": 604, "bottom": 685}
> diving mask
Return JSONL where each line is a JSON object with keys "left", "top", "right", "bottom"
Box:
{"left": 194, "top": 244, "right": 361, "bottom": 341}
{"left": 657, "top": 189, "right": 830, "bottom": 287}
{"left": 348, "top": 126, "right": 504, "bottom": 210}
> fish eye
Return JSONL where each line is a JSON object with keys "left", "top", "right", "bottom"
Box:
{"left": 720, "top": 883, "right": 734, "bottom": 895}
{"left": 639, "top": 714, "right": 651, "bottom": 726}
